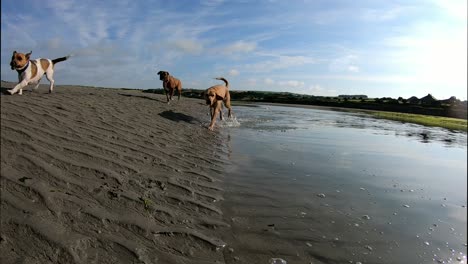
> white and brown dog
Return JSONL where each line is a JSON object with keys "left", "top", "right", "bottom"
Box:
{"left": 204, "top": 77, "right": 233, "bottom": 131}
{"left": 157, "top": 71, "right": 182, "bottom": 103}
{"left": 8, "top": 51, "right": 70, "bottom": 95}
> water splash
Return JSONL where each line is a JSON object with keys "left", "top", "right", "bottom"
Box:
{"left": 219, "top": 116, "right": 241, "bottom": 128}
{"left": 269, "top": 258, "right": 287, "bottom": 264}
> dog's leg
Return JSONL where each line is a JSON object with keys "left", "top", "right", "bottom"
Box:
{"left": 45, "top": 70, "right": 55, "bottom": 93}
{"left": 210, "top": 107, "right": 214, "bottom": 119}
{"left": 225, "top": 92, "right": 233, "bottom": 118}
{"left": 169, "top": 88, "right": 174, "bottom": 101}
{"left": 227, "top": 107, "right": 232, "bottom": 118}
{"left": 219, "top": 109, "right": 224, "bottom": 120}
{"left": 31, "top": 79, "right": 42, "bottom": 92}
{"left": 7, "top": 80, "right": 29, "bottom": 95}
{"left": 208, "top": 101, "right": 223, "bottom": 130}
{"left": 219, "top": 104, "right": 224, "bottom": 120}
{"left": 163, "top": 83, "right": 170, "bottom": 103}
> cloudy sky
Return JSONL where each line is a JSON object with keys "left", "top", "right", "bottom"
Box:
{"left": 1, "top": 0, "right": 466, "bottom": 99}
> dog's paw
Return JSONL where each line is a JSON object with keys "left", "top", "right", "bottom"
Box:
{"left": 6, "top": 89, "right": 14, "bottom": 95}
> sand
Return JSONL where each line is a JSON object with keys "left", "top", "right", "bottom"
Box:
{"left": 1, "top": 81, "right": 231, "bottom": 264}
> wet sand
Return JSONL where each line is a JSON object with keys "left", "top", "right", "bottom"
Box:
{"left": 1, "top": 81, "right": 230, "bottom": 264}
{"left": 218, "top": 105, "right": 467, "bottom": 264}
{"left": 2, "top": 82, "right": 466, "bottom": 264}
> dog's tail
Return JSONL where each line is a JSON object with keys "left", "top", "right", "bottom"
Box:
{"left": 215, "top": 77, "right": 231, "bottom": 109}
{"left": 215, "top": 77, "right": 229, "bottom": 89}
{"left": 52, "top": 55, "right": 71, "bottom": 65}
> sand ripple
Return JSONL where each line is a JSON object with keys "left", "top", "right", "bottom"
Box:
{"left": 1, "top": 82, "right": 229, "bottom": 264}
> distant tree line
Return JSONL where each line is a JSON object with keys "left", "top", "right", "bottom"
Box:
{"left": 143, "top": 88, "right": 467, "bottom": 120}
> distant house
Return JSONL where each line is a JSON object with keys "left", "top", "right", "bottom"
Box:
{"left": 338, "top": 95, "right": 368, "bottom": 99}
{"left": 420, "top": 94, "right": 437, "bottom": 105}
{"left": 407, "top": 96, "right": 420, "bottom": 104}
{"left": 440, "top": 96, "right": 458, "bottom": 105}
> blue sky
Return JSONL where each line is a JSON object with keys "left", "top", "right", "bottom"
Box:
{"left": 1, "top": 0, "right": 466, "bottom": 99}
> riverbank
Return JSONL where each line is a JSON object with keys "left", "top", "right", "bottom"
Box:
{"left": 235, "top": 102, "right": 467, "bottom": 132}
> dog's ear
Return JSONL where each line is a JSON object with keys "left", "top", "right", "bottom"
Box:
{"left": 157, "top": 71, "right": 162, "bottom": 75}
{"left": 26, "top": 51, "right": 32, "bottom": 59}
{"left": 13, "top": 51, "right": 17, "bottom": 55}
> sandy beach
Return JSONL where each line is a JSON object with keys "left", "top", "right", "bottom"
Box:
{"left": 1, "top": 81, "right": 230, "bottom": 264}
{"left": 2, "top": 82, "right": 466, "bottom": 264}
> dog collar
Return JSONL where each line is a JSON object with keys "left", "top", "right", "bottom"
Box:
{"left": 16, "top": 61, "right": 29, "bottom": 74}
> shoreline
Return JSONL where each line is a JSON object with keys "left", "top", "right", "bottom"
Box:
{"left": 234, "top": 101, "right": 468, "bottom": 132}
{"left": 2, "top": 81, "right": 465, "bottom": 264}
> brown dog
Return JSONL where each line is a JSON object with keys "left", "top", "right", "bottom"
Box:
{"left": 157, "top": 71, "right": 182, "bottom": 103}
{"left": 204, "top": 77, "right": 233, "bottom": 131}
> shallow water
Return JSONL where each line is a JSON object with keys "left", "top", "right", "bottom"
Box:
{"left": 219, "top": 105, "right": 467, "bottom": 264}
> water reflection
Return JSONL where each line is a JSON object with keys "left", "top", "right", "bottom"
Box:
{"left": 230, "top": 105, "right": 466, "bottom": 147}
{"left": 220, "top": 104, "right": 467, "bottom": 264}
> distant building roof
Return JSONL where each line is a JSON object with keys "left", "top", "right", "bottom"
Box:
{"left": 420, "top": 94, "right": 437, "bottom": 104}
{"left": 407, "top": 96, "right": 420, "bottom": 103}
{"left": 440, "top": 96, "right": 458, "bottom": 104}
{"left": 337, "top": 95, "right": 368, "bottom": 98}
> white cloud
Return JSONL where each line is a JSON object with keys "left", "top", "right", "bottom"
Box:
{"left": 329, "top": 54, "right": 360, "bottom": 73}
{"left": 347, "top": 65, "right": 359, "bottom": 73}
{"left": 201, "top": 0, "right": 225, "bottom": 7}
{"left": 310, "top": 5, "right": 406, "bottom": 25}
{"left": 1, "top": 14, "right": 37, "bottom": 49}
{"left": 222, "top": 41, "right": 257, "bottom": 55}
{"left": 189, "top": 80, "right": 201, "bottom": 87}
{"left": 68, "top": 42, "right": 119, "bottom": 59}
{"left": 278, "top": 80, "right": 305, "bottom": 88}
{"left": 169, "top": 39, "right": 204, "bottom": 54}
{"left": 303, "top": 84, "right": 338, "bottom": 96}
{"left": 247, "top": 78, "right": 257, "bottom": 86}
{"left": 360, "top": 7, "right": 405, "bottom": 22}
{"left": 229, "top": 69, "right": 240, "bottom": 76}
{"left": 311, "top": 9, "right": 345, "bottom": 25}
{"left": 264, "top": 78, "right": 275, "bottom": 85}
{"left": 384, "top": 36, "right": 422, "bottom": 47}
{"left": 244, "top": 55, "right": 313, "bottom": 72}
{"left": 381, "top": 19, "right": 467, "bottom": 95}
{"left": 414, "top": 34, "right": 467, "bottom": 87}
{"left": 433, "top": 0, "right": 467, "bottom": 20}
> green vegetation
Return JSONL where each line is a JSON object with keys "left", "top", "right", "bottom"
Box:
{"left": 139, "top": 197, "right": 151, "bottom": 210}
{"left": 142, "top": 88, "right": 467, "bottom": 127}
{"left": 369, "top": 111, "right": 467, "bottom": 132}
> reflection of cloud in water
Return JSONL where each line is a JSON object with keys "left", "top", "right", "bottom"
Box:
{"left": 225, "top": 104, "right": 467, "bottom": 264}
{"left": 233, "top": 105, "right": 467, "bottom": 148}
